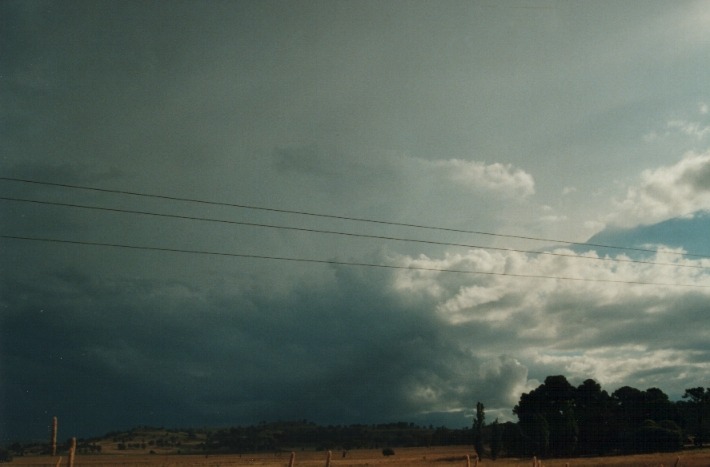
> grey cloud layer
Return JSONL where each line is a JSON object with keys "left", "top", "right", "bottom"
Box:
{"left": 4, "top": 0, "right": 710, "bottom": 442}
{"left": 5, "top": 238, "right": 709, "bottom": 439}
{"left": 1, "top": 259, "right": 529, "bottom": 438}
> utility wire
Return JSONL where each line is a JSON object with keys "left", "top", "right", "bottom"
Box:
{"left": 2, "top": 234, "right": 709, "bottom": 289}
{"left": 2, "top": 195, "right": 708, "bottom": 270}
{"left": 1, "top": 176, "right": 702, "bottom": 259}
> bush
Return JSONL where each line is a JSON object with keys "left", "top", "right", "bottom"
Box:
{"left": 658, "top": 420, "right": 682, "bottom": 433}
{"left": 633, "top": 425, "right": 683, "bottom": 453}
{"left": 0, "top": 447, "right": 12, "bottom": 463}
{"left": 501, "top": 422, "right": 526, "bottom": 457}
{"left": 382, "top": 447, "right": 395, "bottom": 456}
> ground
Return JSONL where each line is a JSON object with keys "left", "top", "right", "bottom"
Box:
{"left": 6, "top": 446, "right": 710, "bottom": 467}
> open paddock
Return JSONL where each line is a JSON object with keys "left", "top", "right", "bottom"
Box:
{"left": 7, "top": 446, "right": 710, "bottom": 467}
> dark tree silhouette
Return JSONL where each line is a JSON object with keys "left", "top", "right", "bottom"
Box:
{"left": 575, "top": 379, "right": 614, "bottom": 455}
{"left": 473, "top": 401, "right": 485, "bottom": 458}
{"left": 514, "top": 375, "right": 576, "bottom": 457}
{"left": 682, "top": 387, "right": 710, "bottom": 446}
{"left": 489, "top": 419, "right": 502, "bottom": 460}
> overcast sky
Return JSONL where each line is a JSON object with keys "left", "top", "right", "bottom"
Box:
{"left": 2, "top": 0, "right": 710, "bottom": 442}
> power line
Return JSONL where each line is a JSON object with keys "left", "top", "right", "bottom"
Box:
{"left": 1, "top": 176, "right": 702, "bottom": 259}
{"left": 2, "top": 195, "right": 708, "bottom": 270}
{"left": 2, "top": 234, "right": 709, "bottom": 289}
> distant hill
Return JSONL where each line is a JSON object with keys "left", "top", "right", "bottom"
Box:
{"left": 582, "top": 210, "right": 710, "bottom": 258}
{"left": 12, "top": 422, "right": 472, "bottom": 457}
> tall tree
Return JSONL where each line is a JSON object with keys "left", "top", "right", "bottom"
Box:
{"left": 489, "top": 419, "right": 502, "bottom": 460}
{"left": 644, "top": 387, "right": 675, "bottom": 422}
{"left": 514, "top": 375, "right": 576, "bottom": 457}
{"left": 575, "top": 379, "right": 613, "bottom": 455}
{"left": 611, "top": 385, "right": 646, "bottom": 451}
{"left": 611, "top": 385, "right": 676, "bottom": 452}
{"left": 683, "top": 387, "right": 710, "bottom": 446}
{"left": 473, "top": 401, "right": 485, "bottom": 458}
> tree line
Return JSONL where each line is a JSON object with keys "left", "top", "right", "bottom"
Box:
{"left": 201, "top": 421, "right": 472, "bottom": 453}
{"left": 479, "top": 375, "right": 709, "bottom": 459}
{"left": 196, "top": 377, "right": 709, "bottom": 458}
{"left": 4, "top": 376, "right": 708, "bottom": 459}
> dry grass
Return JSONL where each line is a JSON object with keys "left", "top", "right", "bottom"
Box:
{"left": 8, "top": 446, "right": 710, "bottom": 467}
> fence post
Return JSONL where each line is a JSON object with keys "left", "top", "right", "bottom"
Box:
{"left": 68, "top": 437, "right": 76, "bottom": 467}
{"left": 51, "top": 416, "right": 58, "bottom": 457}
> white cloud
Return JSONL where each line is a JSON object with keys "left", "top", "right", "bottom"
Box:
{"left": 533, "top": 346, "right": 710, "bottom": 391}
{"left": 666, "top": 120, "right": 710, "bottom": 140}
{"left": 427, "top": 159, "right": 535, "bottom": 198}
{"left": 607, "top": 151, "right": 710, "bottom": 228}
{"left": 539, "top": 214, "right": 568, "bottom": 224}
{"left": 437, "top": 285, "right": 507, "bottom": 324}
{"left": 390, "top": 244, "right": 710, "bottom": 398}
{"left": 584, "top": 220, "right": 606, "bottom": 232}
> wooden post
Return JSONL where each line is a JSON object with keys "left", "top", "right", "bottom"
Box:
{"left": 68, "top": 437, "right": 76, "bottom": 467}
{"left": 51, "top": 416, "right": 58, "bottom": 457}
{"left": 288, "top": 451, "right": 295, "bottom": 467}
{"left": 325, "top": 449, "right": 332, "bottom": 467}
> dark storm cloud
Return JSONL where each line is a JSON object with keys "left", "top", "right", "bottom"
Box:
{"left": 4, "top": 204, "right": 710, "bottom": 442}
{"left": 0, "top": 258, "right": 503, "bottom": 439}
{"left": 4, "top": 0, "right": 710, "bottom": 445}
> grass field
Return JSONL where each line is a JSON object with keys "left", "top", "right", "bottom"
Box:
{"left": 7, "top": 446, "right": 710, "bottom": 467}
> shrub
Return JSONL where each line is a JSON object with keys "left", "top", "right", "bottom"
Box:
{"left": 0, "top": 447, "right": 12, "bottom": 463}
{"left": 633, "top": 425, "right": 683, "bottom": 453}
{"left": 382, "top": 447, "right": 395, "bottom": 456}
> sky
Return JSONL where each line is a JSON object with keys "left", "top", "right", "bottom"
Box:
{"left": 2, "top": 0, "right": 710, "bottom": 442}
